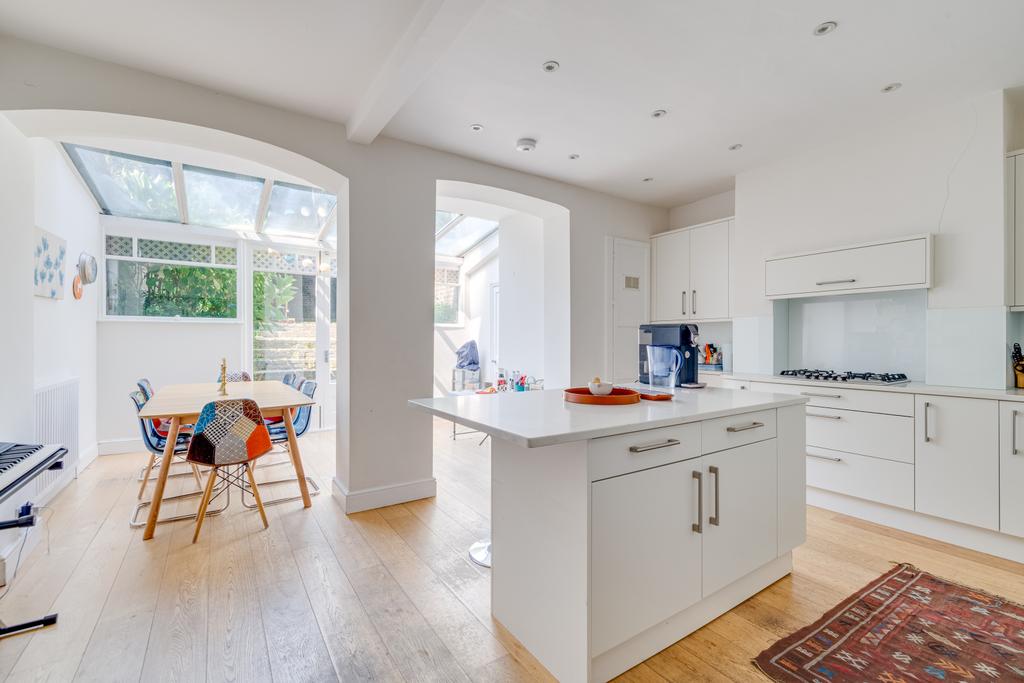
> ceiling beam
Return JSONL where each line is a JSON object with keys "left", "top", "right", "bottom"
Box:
{"left": 345, "top": 0, "right": 485, "bottom": 144}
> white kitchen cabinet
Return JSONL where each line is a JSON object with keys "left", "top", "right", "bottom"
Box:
{"left": 915, "top": 395, "right": 999, "bottom": 530}
{"left": 764, "top": 235, "right": 931, "bottom": 300}
{"left": 651, "top": 219, "right": 730, "bottom": 322}
{"left": 591, "top": 459, "right": 703, "bottom": 656}
{"left": 652, "top": 229, "right": 690, "bottom": 321}
{"left": 998, "top": 402, "right": 1024, "bottom": 537}
{"left": 1010, "top": 154, "right": 1024, "bottom": 306}
{"left": 700, "top": 439, "right": 778, "bottom": 597}
{"left": 689, "top": 222, "right": 729, "bottom": 320}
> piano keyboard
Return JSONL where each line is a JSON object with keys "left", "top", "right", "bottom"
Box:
{"left": 0, "top": 443, "right": 67, "bottom": 503}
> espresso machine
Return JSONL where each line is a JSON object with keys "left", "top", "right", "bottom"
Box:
{"left": 638, "top": 323, "right": 701, "bottom": 387}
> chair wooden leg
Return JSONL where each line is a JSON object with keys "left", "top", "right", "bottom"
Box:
{"left": 138, "top": 453, "right": 156, "bottom": 500}
{"left": 191, "top": 464, "right": 203, "bottom": 490}
{"left": 245, "top": 463, "right": 269, "bottom": 530}
{"left": 192, "top": 467, "right": 218, "bottom": 544}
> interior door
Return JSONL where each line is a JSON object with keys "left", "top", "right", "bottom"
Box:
{"left": 688, "top": 221, "right": 729, "bottom": 320}
{"left": 652, "top": 231, "right": 689, "bottom": 322}
{"left": 610, "top": 238, "right": 649, "bottom": 382}
{"left": 915, "top": 395, "right": 998, "bottom": 530}
{"left": 590, "top": 459, "right": 703, "bottom": 656}
{"left": 701, "top": 439, "right": 778, "bottom": 597}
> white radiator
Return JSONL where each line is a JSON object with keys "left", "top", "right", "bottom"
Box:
{"left": 33, "top": 378, "right": 80, "bottom": 493}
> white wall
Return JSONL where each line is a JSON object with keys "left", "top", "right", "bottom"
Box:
{"left": 669, "top": 190, "right": 735, "bottom": 229}
{"left": 0, "top": 116, "right": 35, "bottom": 442}
{"left": 0, "top": 36, "right": 668, "bottom": 511}
{"left": 731, "top": 90, "right": 1008, "bottom": 387}
{"left": 31, "top": 139, "right": 101, "bottom": 464}
{"left": 97, "top": 321, "right": 244, "bottom": 450}
{"left": 499, "top": 212, "right": 546, "bottom": 379}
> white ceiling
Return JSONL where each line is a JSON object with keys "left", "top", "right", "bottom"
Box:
{"left": 3, "top": 0, "right": 1024, "bottom": 207}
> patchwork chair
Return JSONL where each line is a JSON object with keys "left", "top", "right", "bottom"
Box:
{"left": 186, "top": 398, "right": 273, "bottom": 543}
{"left": 226, "top": 370, "right": 252, "bottom": 382}
{"left": 245, "top": 380, "right": 320, "bottom": 509}
{"left": 129, "top": 390, "right": 202, "bottom": 500}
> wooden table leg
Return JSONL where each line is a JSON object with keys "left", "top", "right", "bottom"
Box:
{"left": 283, "top": 410, "right": 312, "bottom": 508}
{"left": 143, "top": 416, "right": 180, "bottom": 540}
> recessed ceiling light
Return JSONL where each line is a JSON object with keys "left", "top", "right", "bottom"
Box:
{"left": 568, "top": 153, "right": 580, "bottom": 160}
{"left": 516, "top": 137, "right": 537, "bottom": 152}
{"left": 542, "top": 60, "right": 560, "bottom": 73}
{"left": 728, "top": 143, "right": 743, "bottom": 151}
{"left": 881, "top": 82, "right": 902, "bottom": 93}
{"left": 651, "top": 109, "right": 668, "bottom": 119}
{"left": 470, "top": 123, "right": 484, "bottom": 132}
{"left": 642, "top": 177, "right": 654, "bottom": 183}
{"left": 813, "top": 21, "right": 838, "bottom": 36}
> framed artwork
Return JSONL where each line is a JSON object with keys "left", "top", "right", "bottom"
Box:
{"left": 33, "top": 227, "right": 67, "bottom": 300}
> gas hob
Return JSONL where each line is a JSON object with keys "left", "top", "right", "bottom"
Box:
{"left": 779, "top": 369, "right": 910, "bottom": 385}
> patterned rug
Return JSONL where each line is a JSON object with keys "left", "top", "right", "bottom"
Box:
{"left": 754, "top": 563, "right": 1024, "bottom": 682}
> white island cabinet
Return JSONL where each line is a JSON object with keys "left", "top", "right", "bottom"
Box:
{"left": 410, "top": 387, "right": 807, "bottom": 682}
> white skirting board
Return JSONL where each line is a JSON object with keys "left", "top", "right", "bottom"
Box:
{"left": 331, "top": 476, "right": 437, "bottom": 513}
{"left": 807, "top": 487, "right": 1024, "bottom": 564}
{"left": 98, "top": 437, "right": 144, "bottom": 455}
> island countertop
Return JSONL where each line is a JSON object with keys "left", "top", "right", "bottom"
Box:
{"left": 409, "top": 386, "right": 808, "bottom": 448}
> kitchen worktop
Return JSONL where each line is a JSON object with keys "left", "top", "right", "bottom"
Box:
{"left": 409, "top": 386, "right": 806, "bottom": 448}
{"left": 723, "top": 372, "right": 1024, "bottom": 402}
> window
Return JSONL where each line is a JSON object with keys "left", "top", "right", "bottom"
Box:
{"left": 434, "top": 264, "right": 461, "bottom": 325}
{"left": 434, "top": 216, "right": 498, "bottom": 257}
{"left": 103, "top": 234, "right": 238, "bottom": 319}
{"left": 182, "top": 165, "right": 264, "bottom": 230}
{"left": 435, "top": 210, "right": 461, "bottom": 232}
{"left": 263, "top": 181, "right": 338, "bottom": 238}
{"left": 252, "top": 249, "right": 319, "bottom": 381}
{"left": 64, "top": 144, "right": 180, "bottom": 222}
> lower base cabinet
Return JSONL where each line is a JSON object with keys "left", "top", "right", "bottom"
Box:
{"left": 915, "top": 395, "right": 999, "bottom": 530}
{"left": 590, "top": 437, "right": 780, "bottom": 656}
{"left": 999, "top": 402, "right": 1024, "bottom": 538}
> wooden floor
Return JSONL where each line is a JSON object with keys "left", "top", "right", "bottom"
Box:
{"left": 0, "top": 420, "right": 1022, "bottom": 682}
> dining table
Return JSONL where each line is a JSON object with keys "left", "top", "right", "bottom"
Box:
{"left": 138, "top": 380, "right": 316, "bottom": 540}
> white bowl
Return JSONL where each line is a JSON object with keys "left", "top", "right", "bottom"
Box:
{"left": 588, "top": 381, "right": 614, "bottom": 396}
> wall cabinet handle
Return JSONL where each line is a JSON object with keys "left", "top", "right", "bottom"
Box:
{"left": 726, "top": 421, "right": 764, "bottom": 433}
{"left": 807, "top": 413, "right": 842, "bottom": 420}
{"left": 807, "top": 452, "right": 843, "bottom": 462}
{"left": 628, "top": 438, "right": 680, "bottom": 453}
{"left": 692, "top": 289, "right": 696, "bottom": 316}
{"left": 692, "top": 470, "right": 703, "bottom": 533}
{"left": 815, "top": 278, "right": 857, "bottom": 286}
{"left": 708, "top": 465, "right": 720, "bottom": 526}
{"left": 923, "top": 401, "right": 931, "bottom": 442}
{"left": 681, "top": 290, "right": 686, "bottom": 317}
{"left": 800, "top": 391, "right": 842, "bottom": 399}
{"left": 1014, "top": 410, "right": 1020, "bottom": 455}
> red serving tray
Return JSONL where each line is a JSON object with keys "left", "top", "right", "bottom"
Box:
{"left": 564, "top": 387, "right": 641, "bottom": 405}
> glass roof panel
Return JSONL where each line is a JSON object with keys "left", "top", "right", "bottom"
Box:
{"left": 435, "top": 210, "right": 460, "bottom": 233}
{"left": 263, "top": 181, "right": 338, "bottom": 237}
{"left": 434, "top": 216, "right": 499, "bottom": 257}
{"left": 182, "top": 164, "right": 264, "bottom": 230}
{"left": 63, "top": 143, "right": 180, "bottom": 222}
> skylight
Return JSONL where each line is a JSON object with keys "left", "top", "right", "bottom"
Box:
{"left": 435, "top": 215, "right": 499, "bottom": 257}
{"left": 435, "top": 210, "right": 461, "bottom": 233}
{"left": 64, "top": 143, "right": 179, "bottom": 222}
{"left": 182, "top": 164, "right": 264, "bottom": 230}
{"left": 263, "top": 181, "right": 338, "bottom": 238}
{"left": 62, "top": 142, "right": 337, "bottom": 241}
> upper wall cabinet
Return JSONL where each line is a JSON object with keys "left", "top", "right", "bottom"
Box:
{"left": 1009, "top": 152, "right": 1024, "bottom": 308}
{"left": 764, "top": 234, "right": 932, "bottom": 300}
{"left": 651, "top": 219, "right": 730, "bottom": 322}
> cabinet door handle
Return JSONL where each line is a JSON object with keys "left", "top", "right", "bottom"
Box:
{"left": 726, "top": 421, "right": 764, "bottom": 433}
{"left": 681, "top": 291, "right": 686, "bottom": 317}
{"left": 923, "top": 401, "right": 931, "bottom": 442}
{"left": 692, "top": 470, "right": 703, "bottom": 534}
{"left": 800, "top": 391, "right": 842, "bottom": 399}
{"left": 628, "top": 438, "right": 680, "bottom": 453}
{"left": 807, "top": 452, "right": 843, "bottom": 462}
{"left": 807, "top": 413, "right": 842, "bottom": 420}
{"left": 708, "top": 465, "right": 720, "bottom": 526}
{"left": 1013, "top": 410, "right": 1020, "bottom": 455}
{"left": 815, "top": 278, "right": 856, "bottom": 286}
{"left": 692, "top": 289, "right": 696, "bottom": 316}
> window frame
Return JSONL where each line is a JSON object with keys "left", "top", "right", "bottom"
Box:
{"left": 98, "top": 216, "right": 243, "bottom": 324}
{"left": 433, "top": 254, "right": 465, "bottom": 329}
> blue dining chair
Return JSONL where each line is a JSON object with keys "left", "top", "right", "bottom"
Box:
{"left": 129, "top": 390, "right": 201, "bottom": 500}
{"left": 137, "top": 378, "right": 155, "bottom": 400}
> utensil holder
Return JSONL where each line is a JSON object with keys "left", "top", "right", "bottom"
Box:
{"left": 1016, "top": 369, "right": 1024, "bottom": 389}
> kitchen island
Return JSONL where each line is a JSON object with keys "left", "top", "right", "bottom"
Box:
{"left": 410, "top": 387, "right": 808, "bottom": 682}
